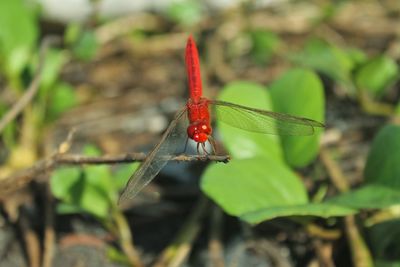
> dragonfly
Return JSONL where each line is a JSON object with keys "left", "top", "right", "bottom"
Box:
{"left": 119, "top": 35, "right": 324, "bottom": 203}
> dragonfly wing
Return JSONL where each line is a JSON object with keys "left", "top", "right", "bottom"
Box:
{"left": 210, "top": 100, "right": 324, "bottom": 136}
{"left": 119, "top": 106, "right": 188, "bottom": 203}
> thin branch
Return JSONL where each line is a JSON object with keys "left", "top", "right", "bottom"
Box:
{"left": 42, "top": 186, "right": 55, "bottom": 267}
{"left": 0, "top": 36, "right": 61, "bottom": 134}
{"left": 0, "top": 152, "right": 230, "bottom": 197}
{"left": 19, "top": 211, "right": 41, "bottom": 267}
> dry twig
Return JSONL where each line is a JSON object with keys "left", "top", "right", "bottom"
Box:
{"left": 0, "top": 152, "right": 230, "bottom": 197}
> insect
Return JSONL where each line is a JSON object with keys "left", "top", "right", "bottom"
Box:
{"left": 119, "top": 36, "right": 324, "bottom": 203}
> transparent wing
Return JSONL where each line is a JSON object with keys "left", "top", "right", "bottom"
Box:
{"left": 119, "top": 106, "right": 188, "bottom": 203}
{"left": 210, "top": 100, "right": 324, "bottom": 136}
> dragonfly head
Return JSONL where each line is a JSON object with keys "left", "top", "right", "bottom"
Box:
{"left": 187, "top": 121, "right": 211, "bottom": 143}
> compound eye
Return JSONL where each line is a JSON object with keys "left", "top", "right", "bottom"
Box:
{"left": 193, "top": 133, "right": 208, "bottom": 143}
{"left": 187, "top": 125, "right": 198, "bottom": 139}
{"left": 199, "top": 122, "right": 212, "bottom": 135}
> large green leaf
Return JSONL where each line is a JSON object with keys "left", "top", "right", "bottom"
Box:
{"left": 270, "top": 69, "right": 325, "bottom": 167}
{"left": 216, "top": 81, "right": 283, "bottom": 160}
{"left": 327, "top": 184, "right": 400, "bottom": 209}
{"left": 355, "top": 56, "right": 399, "bottom": 97}
{"left": 201, "top": 156, "right": 354, "bottom": 223}
{"left": 0, "top": 0, "right": 38, "bottom": 79}
{"left": 201, "top": 157, "right": 308, "bottom": 216}
{"left": 364, "top": 125, "right": 400, "bottom": 188}
{"left": 368, "top": 219, "right": 400, "bottom": 267}
{"left": 241, "top": 203, "right": 355, "bottom": 224}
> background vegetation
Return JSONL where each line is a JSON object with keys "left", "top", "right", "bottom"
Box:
{"left": 0, "top": 0, "right": 399, "bottom": 266}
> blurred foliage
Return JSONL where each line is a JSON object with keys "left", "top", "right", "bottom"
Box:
{"left": 51, "top": 144, "right": 139, "bottom": 218}
{"left": 290, "top": 38, "right": 357, "bottom": 87}
{"left": 1, "top": 0, "right": 400, "bottom": 265}
{"left": 249, "top": 30, "right": 281, "bottom": 65}
{"left": 355, "top": 56, "right": 399, "bottom": 97}
{"left": 166, "top": 0, "right": 203, "bottom": 27}
{"left": 369, "top": 219, "right": 400, "bottom": 266}
{"left": 0, "top": 0, "right": 38, "bottom": 87}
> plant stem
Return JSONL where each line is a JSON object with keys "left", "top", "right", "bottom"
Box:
{"left": 153, "top": 196, "right": 209, "bottom": 267}
{"left": 112, "top": 208, "right": 144, "bottom": 267}
{"left": 320, "top": 147, "right": 373, "bottom": 267}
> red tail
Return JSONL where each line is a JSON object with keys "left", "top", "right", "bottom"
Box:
{"left": 185, "top": 35, "right": 203, "bottom": 102}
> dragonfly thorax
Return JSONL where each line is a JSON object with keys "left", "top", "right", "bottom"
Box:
{"left": 186, "top": 98, "right": 212, "bottom": 143}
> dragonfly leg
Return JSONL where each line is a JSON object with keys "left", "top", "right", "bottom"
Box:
{"left": 196, "top": 142, "right": 201, "bottom": 154}
{"left": 208, "top": 136, "right": 217, "bottom": 155}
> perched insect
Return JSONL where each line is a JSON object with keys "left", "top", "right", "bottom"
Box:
{"left": 119, "top": 36, "right": 324, "bottom": 202}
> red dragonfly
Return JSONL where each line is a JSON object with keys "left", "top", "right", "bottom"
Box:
{"left": 119, "top": 36, "right": 324, "bottom": 202}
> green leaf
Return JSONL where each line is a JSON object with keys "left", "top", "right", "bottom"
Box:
{"left": 375, "top": 260, "right": 400, "bottom": 267}
{"left": 50, "top": 145, "right": 115, "bottom": 218}
{"left": 47, "top": 83, "right": 77, "bottom": 121}
{"left": 241, "top": 203, "right": 355, "bottom": 224}
{"left": 355, "top": 56, "right": 399, "bottom": 97}
{"left": 289, "top": 39, "right": 354, "bottom": 85}
{"left": 56, "top": 203, "right": 85, "bottom": 214}
{"left": 345, "top": 47, "right": 367, "bottom": 66}
{"left": 249, "top": 30, "right": 281, "bottom": 65}
{"left": 51, "top": 166, "right": 109, "bottom": 218}
{"left": 270, "top": 69, "right": 325, "bottom": 167}
{"left": 166, "top": 0, "right": 202, "bottom": 26}
{"left": 201, "top": 157, "right": 308, "bottom": 216}
{"left": 0, "top": 0, "right": 38, "bottom": 79}
{"left": 364, "top": 125, "right": 400, "bottom": 188}
{"left": 64, "top": 23, "right": 82, "bottom": 45}
{"left": 77, "top": 179, "right": 110, "bottom": 218}
{"left": 369, "top": 219, "right": 400, "bottom": 265}
{"left": 50, "top": 167, "right": 82, "bottom": 201}
{"left": 73, "top": 30, "right": 98, "bottom": 61}
{"left": 113, "top": 163, "right": 140, "bottom": 191}
{"left": 82, "top": 144, "right": 116, "bottom": 203}
{"left": 327, "top": 184, "right": 400, "bottom": 209}
{"left": 216, "top": 81, "right": 283, "bottom": 160}
{"left": 39, "top": 48, "right": 69, "bottom": 94}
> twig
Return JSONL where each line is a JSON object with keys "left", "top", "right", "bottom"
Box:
{"left": 19, "top": 210, "right": 41, "bottom": 267}
{"left": 0, "top": 36, "right": 61, "bottom": 134}
{"left": 312, "top": 239, "right": 335, "bottom": 267}
{"left": 42, "top": 186, "right": 55, "bottom": 267}
{"left": 0, "top": 152, "right": 230, "bottom": 197}
{"left": 319, "top": 148, "right": 349, "bottom": 192}
{"left": 320, "top": 147, "right": 373, "bottom": 267}
{"left": 344, "top": 216, "right": 373, "bottom": 267}
{"left": 153, "top": 197, "right": 209, "bottom": 267}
